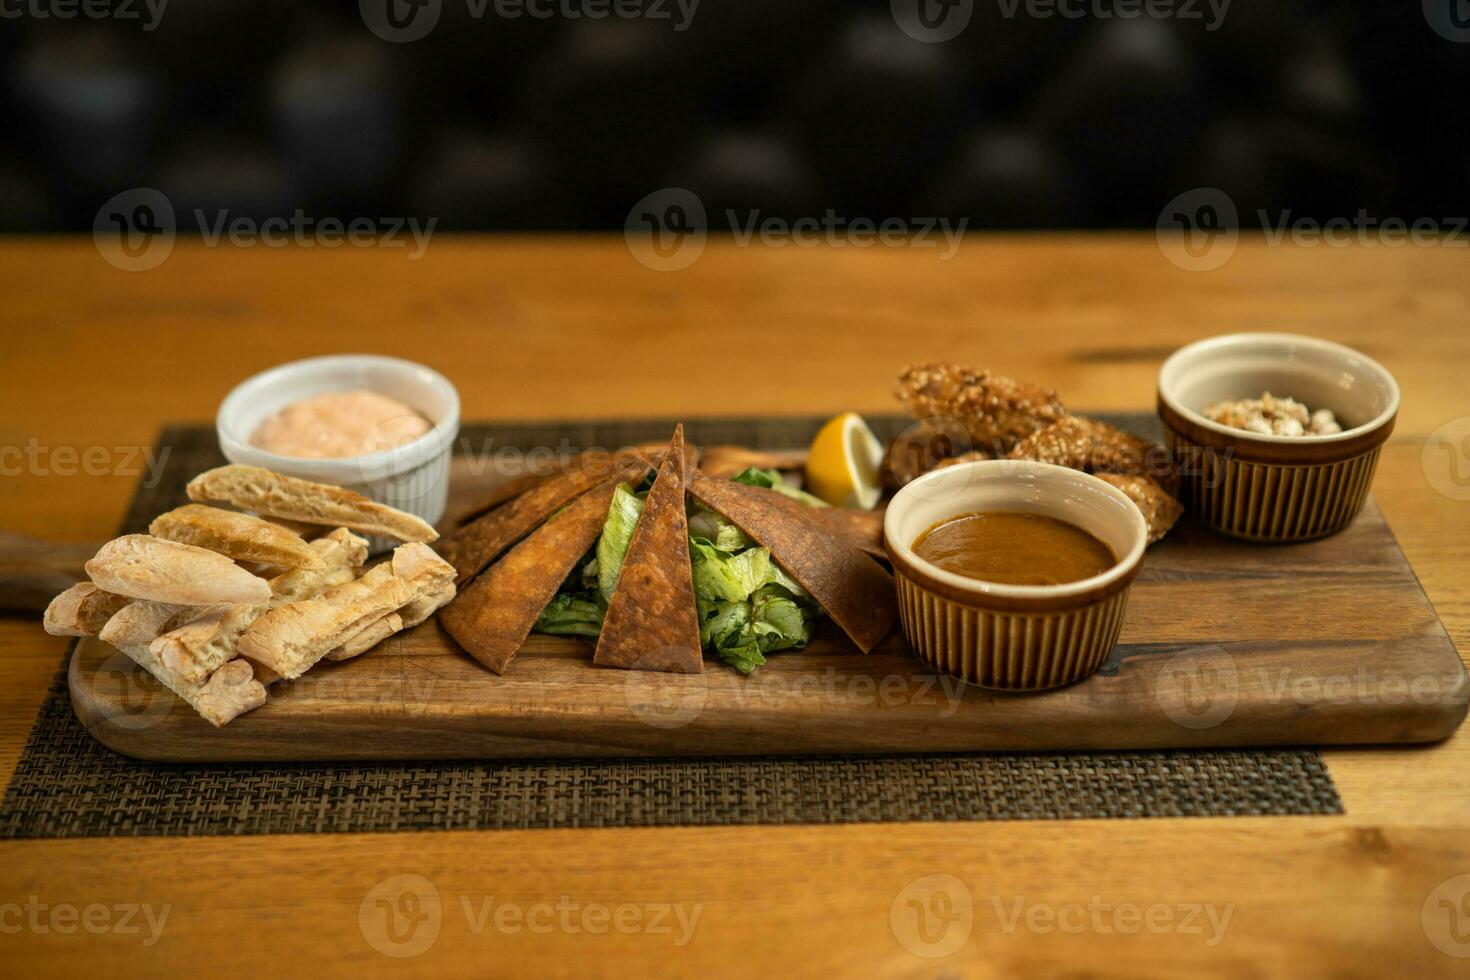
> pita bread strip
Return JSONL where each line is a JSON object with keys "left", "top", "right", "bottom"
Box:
{"left": 109, "top": 639, "right": 267, "bottom": 728}
{"left": 440, "top": 477, "right": 640, "bottom": 675}
{"left": 149, "top": 503, "right": 325, "bottom": 570}
{"left": 98, "top": 599, "right": 198, "bottom": 649}
{"left": 43, "top": 583, "right": 131, "bottom": 637}
{"left": 324, "top": 581, "right": 456, "bottom": 662}
{"left": 325, "top": 612, "right": 404, "bottom": 663}
{"left": 86, "top": 534, "right": 272, "bottom": 606}
{"left": 595, "top": 425, "right": 702, "bottom": 674}
{"left": 186, "top": 464, "right": 437, "bottom": 543}
{"left": 687, "top": 473, "right": 897, "bottom": 653}
{"left": 237, "top": 542, "right": 454, "bottom": 680}
{"left": 149, "top": 528, "right": 369, "bottom": 686}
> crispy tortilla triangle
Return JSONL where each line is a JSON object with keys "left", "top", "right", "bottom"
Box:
{"left": 440, "top": 475, "right": 645, "bottom": 675}
{"left": 696, "top": 446, "right": 806, "bottom": 479}
{"left": 809, "top": 506, "right": 887, "bottom": 562}
{"left": 594, "top": 425, "right": 702, "bottom": 674}
{"left": 453, "top": 470, "right": 556, "bottom": 528}
{"left": 438, "top": 451, "right": 653, "bottom": 585}
{"left": 687, "top": 473, "right": 897, "bottom": 653}
{"left": 449, "top": 439, "right": 698, "bottom": 530}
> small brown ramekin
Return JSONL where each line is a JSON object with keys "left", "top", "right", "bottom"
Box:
{"left": 1157, "top": 333, "right": 1400, "bottom": 543}
{"left": 883, "top": 460, "right": 1149, "bottom": 691}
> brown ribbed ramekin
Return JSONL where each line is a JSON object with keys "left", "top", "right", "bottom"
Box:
{"left": 1157, "top": 333, "right": 1400, "bottom": 543}
{"left": 884, "top": 460, "right": 1149, "bottom": 691}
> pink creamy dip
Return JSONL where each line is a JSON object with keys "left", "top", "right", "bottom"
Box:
{"left": 249, "top": 390, "right": 432, "bottom": 459}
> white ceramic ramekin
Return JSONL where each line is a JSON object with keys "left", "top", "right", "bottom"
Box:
{"left": 216, "top": 355, "right": 459, "bottom": 545}
{"left": 1157, "top": 333, "right": 1399, "bottom": 542}
{"left": 884, "top": 460, "right": 1149, "bottom": 691}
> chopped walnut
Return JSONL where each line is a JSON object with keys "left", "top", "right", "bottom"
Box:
{"left": 1204, "top": 393, "right": 1342, "bottom": 436}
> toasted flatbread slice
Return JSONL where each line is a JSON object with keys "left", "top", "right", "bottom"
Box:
{"left": 43, "top": 583, "right": 131, "bottom": 637}
{"left": 397, "top": 581, "right": 456, "bottom": 630}
{"left": 328, "top": 612, "right": 404, "bottom": 662}
{"left": 151, "top": 531, "right": 366, "bottom": 685}
{"left": 438, "top": 451, "right": 653, "bottom": 585}
{"left": 98, "top": 599, "right": 196, "bottom": 648}
{"left": 687, "top": 473, "right": 897, "bottom": 653}
{"left": 150, "top": 503, "right": 324, "bottom": 570}
{"left": 267, "top": 528, "right": 369, "bottom": 603}
{"left": 595, "top": 425, "right": 702, "bottom": 674}
{"left": 325, "top": 581, "right": 455, "bottom": 662}
{"left": 86, "top": 534, "right": 272, "bottom": 606}
{"left": 441, "top": 478, "right": 640, "bottom": 675}
{"left": 151, "top": 604, "right": 260, "bottom": 686}
{"left": 186, "top": 464, "right": 437, "bottom": 543}
{"left": 110, "top": 639, "right": 267, "bottom": 728}
{"left": 237, "top": 542, "right": 454, "bottom": 681}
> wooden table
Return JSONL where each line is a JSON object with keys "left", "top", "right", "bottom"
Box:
{"left": 1, "top": 236, "right": 1467, "bottom": 978}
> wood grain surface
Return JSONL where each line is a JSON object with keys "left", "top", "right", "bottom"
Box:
{"left": 2, "top": 237, "right": 1469, "bottom": 978}
{"left": 67, "top": 454, "right": 1468, "bottom": 761}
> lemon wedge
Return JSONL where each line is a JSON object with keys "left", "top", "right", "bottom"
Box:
{"left": 805, "top": 412, "right": 885, "bottom": 510}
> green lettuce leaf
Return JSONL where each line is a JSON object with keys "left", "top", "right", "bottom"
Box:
{"left": 533, "top": 593, "right": 605, "bottom": 638}
{"left": 716, "top": 638, "right": 767, "bottom": 675}
{"left": 749, "top": 585, "right": 813, "bottom": 652}
{"left": 698, "top": 599, "right": 750, "bottom": 648}
{"left": 531, "top": 472, "right": 825, "bottom": 675}
{"left": 730, "top": 467, "right": 829, "bottom": 509}
{"left": 689, "top": 538, "right": 775, "bottom": 602}
{"left": 596, "top": 483, "right": 644, "bottom": 602}
{"left": 687, "top": 507, "right": 749, "bottom": 552}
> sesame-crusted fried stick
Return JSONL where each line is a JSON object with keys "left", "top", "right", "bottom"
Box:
{"left": 1094, "top": 474, "right": 1184, "bottom": 544}
{"left": 894, "top": 363, "right": 1067, "bottom": 455}
{"left": 1007, "top": 417, "right": 1178, "bottom": 495}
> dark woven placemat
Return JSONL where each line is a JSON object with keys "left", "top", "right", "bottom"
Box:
{"left": 0, "top": 418, "right": 1343, "bottom": 838}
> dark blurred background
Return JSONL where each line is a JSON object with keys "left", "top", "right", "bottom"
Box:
{"left": 1, "top": 0, "right": 1466, "bottom": 233}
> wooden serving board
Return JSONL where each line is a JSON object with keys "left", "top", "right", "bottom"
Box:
{"left": 69, "top": 419, "right": 1468, "bottom": 762}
